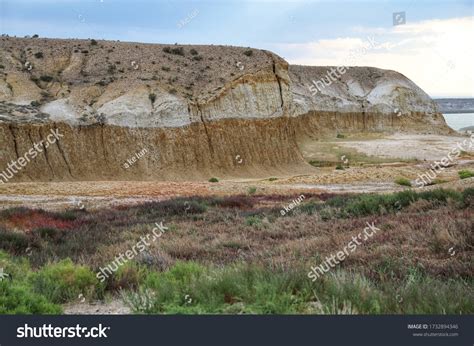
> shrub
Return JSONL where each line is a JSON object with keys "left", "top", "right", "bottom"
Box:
{"left": 0, "top": 281, "right": 61, "bottom": 314}
{"left": 243, "top": 49, "right": 253, "bottom": 56}
{"left": 161, "top": 66, "right": 170, "bottom": 71}
{"left": 30, "top": 100, "right": 41, "bottom": 107}
{"left": 192, "top": 56, "right": 203, "bottom": 61}
{"left": 39, "top": 75, "right": 53, "bottom": 82}
{"left": 268, "top": 177, "right": 278, "bottom": 181}
{"left": 190, "top": 48, "right": 198, "bottom": 55}
{"left": 135, "top": 198, "right": 207, "bottom": 218}
{"left": 149, "top": 93, "right": 156, "bottom": 104}
{"left": 247, "top": 187, "right": 257, "bottom": 195}
{"left": 54, "top": 210, "right": 77, "bottom": 221}
{"left": 335, "top": 164, "right": 344, "bottom": 170}
{"left": 212, "top": 196, "right": 255, "bottom": 209}
{"left": 107, "top": 262, "right": 147, "bottom": 291}
{"left": 0, "top": 229, "right": 29, "bottom": 253}
{"left": 395, "top": 177, "right": 412, "bottom": 187}
{"left": 458, "top": 170, "right": 474, "bottom": 179}
{"left": 336, "top": 133, "right": 345, "bottom": 139}
{"left": 29, "top": 259, "right": 99, "bottom": 303}
{"left": 245, "top": 216, "right": 261, "bottom": 227}
{"left": 461, "top": 187, "right": 474, "bottom": 207}
{"left": 163, "top": 46, "right": 185, "bottom": 56}
{"left": 34, "top": 227, "right": 60, "bottom": 240}
{"left": 209, "top": 177, "right": 219, "bottom": 183}
{"left": 90, "top": 39, "right": 98, "bottom": 45}
{"left": 34, "top": 52, "right": 43, "bottom": 59}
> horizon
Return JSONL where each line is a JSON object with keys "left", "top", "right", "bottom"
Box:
{"left": 1, "top": 0, "right": 473, "bottom": 98}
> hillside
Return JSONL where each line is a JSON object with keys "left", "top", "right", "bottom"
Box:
{"left": 0, "top": 37, "right": 451, "bottom": 182}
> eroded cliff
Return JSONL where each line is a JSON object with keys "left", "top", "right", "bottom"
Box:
{"left": 0, "top": 37, "right": 450, "bottom": 182}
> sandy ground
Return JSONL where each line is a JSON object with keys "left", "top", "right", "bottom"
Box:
{"left": 0, "top": 134, "right": 473, "bottom": 211}
{"left": 63, "top": 299, "right": 131, "bottom": 315}
{"left": 337, "top": 133, "right": 473, "bottom": 161}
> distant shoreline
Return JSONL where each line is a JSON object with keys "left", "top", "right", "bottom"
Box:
{"left": 442, "top": 110, "right": 474, "bottom": 114}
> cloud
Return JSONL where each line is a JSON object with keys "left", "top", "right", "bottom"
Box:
{"left": 272, "top": 16, "right": 474, "bottom": 97}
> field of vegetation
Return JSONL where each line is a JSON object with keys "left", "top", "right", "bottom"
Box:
{"left": 1, "top": 188, "right": 473, "bottom": 314}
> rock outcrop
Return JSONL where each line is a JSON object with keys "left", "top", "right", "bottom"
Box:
{"left": 0, "top": 37, "right": 450, "bottom": 182}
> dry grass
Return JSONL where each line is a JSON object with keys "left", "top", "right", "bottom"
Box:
{"left": 1, "top": 189, "right": 472, "bottom": 281}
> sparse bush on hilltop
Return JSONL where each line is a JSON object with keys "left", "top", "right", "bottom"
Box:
{"left": 243, "top": 49, "right": 253, "bottom": 56}
{"left": 163, "top": 46, "right": 185, "bottom": 56}
{"left": 90, "top": 39, "right": 98, "bottom": 45}
{"left": 39, "top": 75, "right": 53, "bottom": 82}
{"left": 189, "top": 48, "right": 198, "bottom": 55}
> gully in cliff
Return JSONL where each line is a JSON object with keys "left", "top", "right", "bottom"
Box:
{"left": 0, "top": 128, "right": 64, "bottom": 184}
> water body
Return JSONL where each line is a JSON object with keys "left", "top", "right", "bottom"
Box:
{"left": 443, "top": 113, "right": 474, "bottom": 130}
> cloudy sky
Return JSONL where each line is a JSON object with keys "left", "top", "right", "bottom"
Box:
{"left": 1, "top": 0, "right": 473, "bottom": 97}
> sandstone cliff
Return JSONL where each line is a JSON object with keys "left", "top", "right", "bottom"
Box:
{"left": 0, "top": 37, "right": 450, "bottom": 182}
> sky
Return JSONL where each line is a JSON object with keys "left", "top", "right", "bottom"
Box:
{"left": 1, "top": 0, "right": 473, "bottom": 97}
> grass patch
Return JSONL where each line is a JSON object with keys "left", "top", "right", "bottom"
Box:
{"left": 395, "top": 177, "right": 412, "bottom": 187}
{"left": 458, "top": 170, "right": 474, "bottom": 179}
{"left": 122, "top": 262, "right": 473, "bottom": 314}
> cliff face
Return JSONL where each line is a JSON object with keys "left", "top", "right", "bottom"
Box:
{"left": 0, "top": 37, "right": 450, "bottom": 182}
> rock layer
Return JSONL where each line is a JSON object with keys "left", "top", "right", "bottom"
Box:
{"left": 0, "top": 37, "right": 451, "bottom": 182}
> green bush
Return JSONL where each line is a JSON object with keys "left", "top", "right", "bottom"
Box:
{"left": 29, "top": 259, "right": 99, "bottom": 303}
{"left": 208, "top": 177, "right": 219, "bottom": 183}
{"left": 336, "top": 133, "right": 345, "bottom": 139}
{"left": 268, "top": 177, "right": 278, "bottom": 181}
{"left": 247, "top": 187, "right": 257, "bottom": 195}
{"left": 243, "top": 49, "right": 253, "bottom": 57}
{"left": 0, "top": 281, "right": 61, "bottom": 314}
{"left": 395, "top": 177, "right": 412, "bottom": 187}
{"left": 245, "top": 216, "right": 261, "bottom": 227}
{"left": 458, "top": 170, "right": 474, "bottom": 179}
{"left": 323, "top": 189, "right": 462, "bottom": 218}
